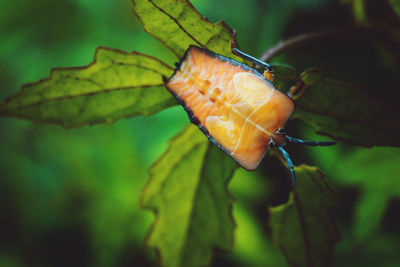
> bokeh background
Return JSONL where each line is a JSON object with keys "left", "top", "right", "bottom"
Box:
{"left": 1, "top": 0, "right": 399, "bottom": 266}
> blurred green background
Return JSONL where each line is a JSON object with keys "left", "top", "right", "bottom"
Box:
{"left": 1, "top": 0, "right": 399, "bottom": 266}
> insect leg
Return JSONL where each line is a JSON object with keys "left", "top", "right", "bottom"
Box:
{"left": 277, "top": 146, "right": 296, "bottom": 185}
{"left": 232, "top": 48, "right": 273, "bottom": 72}
{"left": 286, "top": 136, "right": 337, "bottom": 146}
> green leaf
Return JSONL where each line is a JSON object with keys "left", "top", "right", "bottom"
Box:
{"left": 269, "top": 165, "right": 340, "bottom": 267}
{"left": 132, "top": 0, "right": 245, "bottom": 62}
{"left": 141, "top": 125, "right": 237, "bottom": 267}
{"left": 272, "top": 64, "right": 298, "bottom": 93}
{"left": 389, "top": 0, "right": 400, "bottom": 18}
{"left": 0, "top": 47, "right": 176, "bottom": 128}
{"left": 293, "top": 70, "right": 400, "bottom": 147}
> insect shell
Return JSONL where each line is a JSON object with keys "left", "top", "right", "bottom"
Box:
{"left": 166, "top": 45, "right": 334, "bottom": 183}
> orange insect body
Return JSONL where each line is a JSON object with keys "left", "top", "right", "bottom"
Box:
{"left": 167, "top": 46, "right": 295, "bottom": 170}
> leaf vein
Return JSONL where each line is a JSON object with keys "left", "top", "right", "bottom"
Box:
{"left": 148, "top": 0, "right": 206, "bottom": 48}
{"left": 1, "top": 84, "right": 165, "bottom": 112}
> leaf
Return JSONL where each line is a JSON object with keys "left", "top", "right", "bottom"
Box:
{"left": 389, "top": 0, "right": 400, "bottom": 18}
{"left": 269, "top": 165, "right": 340, "bottom": 267}
{"left": 132, "top": 0, "right": 245, "bottom": 62}
{"left": 141, "top": 124, "right": 237, "bottom": 267}
{"left": 292, "top": 70, "right": 400, "bottom": 147}
{"left": 272, "top": 64, "right": 298, "bottom": 93}
{"left": 0, "top": 47, "right": 176, "bottom": 128}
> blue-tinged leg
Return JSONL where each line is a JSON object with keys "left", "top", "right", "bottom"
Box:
{"left": 277, "top": 146, "right": 296, "bottom": 185}
{"left": 286, "top": 136, "right": 336, "bottom": 146}
{"left": 232, "top": 48, "right": 273, "bottom": 72}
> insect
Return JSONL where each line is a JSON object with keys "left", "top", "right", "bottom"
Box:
{"left": 166, "top": 45, "right": 335, "bottom": 184}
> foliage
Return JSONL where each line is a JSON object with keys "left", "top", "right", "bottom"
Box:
{"left": 293, "top": 70, "right": 400, "bottom": 147}
{"left": 0, "top": 47, "right": 175, "bottom": 127}
{"left": 1, "top": 0, "right": 399, "bottom": 267}
{"left": 390, "top": 0, "right": 400, "bottom": 18}
{"left": 269, "top": 165, "right": 340, "bottom": 267}
{"left": 132, "top": 0, "right": 246, "bottom": 61}
{"left": 142, "top": 125, "right": 236, "bottom": 267}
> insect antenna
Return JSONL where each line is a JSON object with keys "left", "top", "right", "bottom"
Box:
{"left": 277, "top": 146, "right": 296, "bottom": 185}
{"left": 286, "top": 136, "right": 337, "bottom": 146}
{"left": 232, "top": 48, "right": 273, "bottom": 72}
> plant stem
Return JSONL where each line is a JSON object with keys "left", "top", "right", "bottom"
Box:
{"left": 260, "top": 28, "right": 367, "bottom": 62}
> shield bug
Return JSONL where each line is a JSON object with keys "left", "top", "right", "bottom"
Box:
{"left": 166, "top": 45, "right": 335, "bottom": 184}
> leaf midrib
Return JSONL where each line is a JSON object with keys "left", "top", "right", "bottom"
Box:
{"left": 147, "top": 0, "right": 206, "bottom": 50}
{"left": 1, "top": 84, "right": 165, "bottom": 112}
